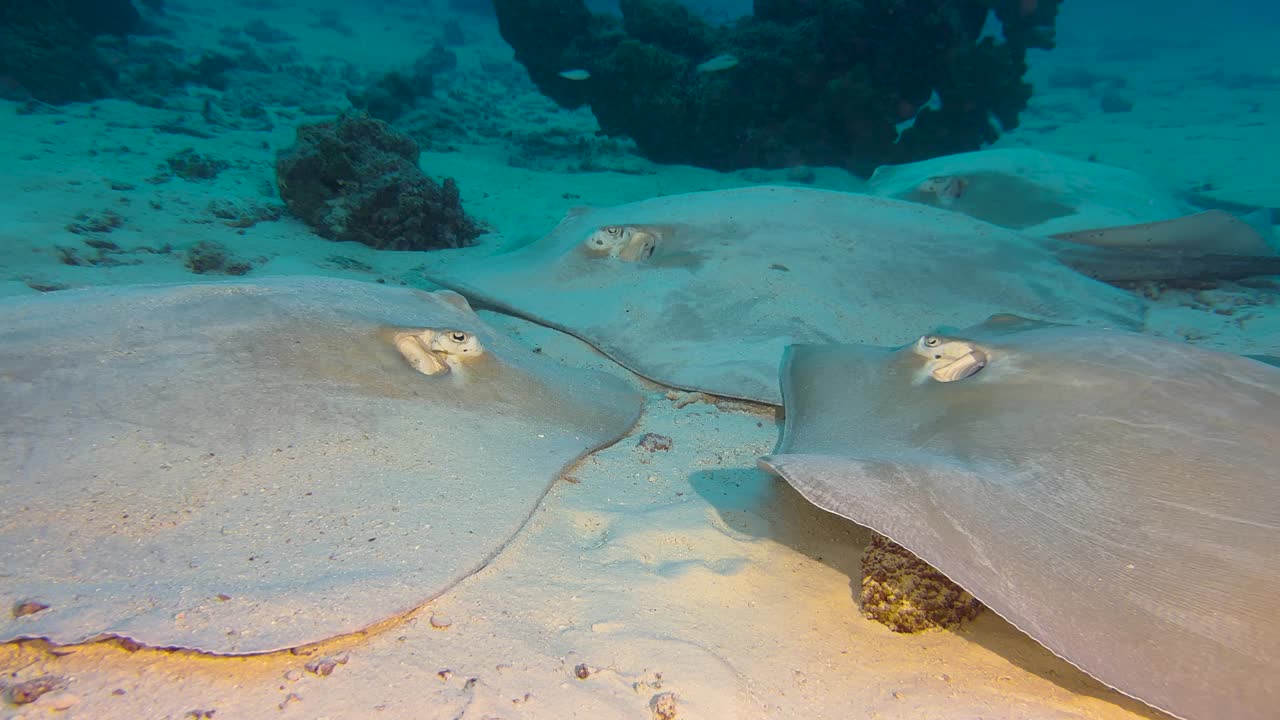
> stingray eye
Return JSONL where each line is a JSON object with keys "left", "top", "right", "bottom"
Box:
{"left": 923, "top": 336, "right": 941, "bottom": 347}
{"left": 449, "top": 331, "right": 469, "bottom": 343}
{"left": 605, "top": 225, "right": 622, "bottom": 236}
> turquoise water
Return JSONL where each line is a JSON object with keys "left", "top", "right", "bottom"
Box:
{"left": 0, "top": 2, "right": 1276, "bottom": 719}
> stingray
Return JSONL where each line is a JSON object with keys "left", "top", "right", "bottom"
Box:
{"left": 758, "top": 315, "right": 1280, "bottom": 720}
{"left": 865, "top": 148, "right": 1193, "bottom": 234}
{"left": 870, "top": 148, "right": 1280, "bottom": 246}
{"left": 868, "top": 148, "right": 1280, "bottom": 283}
{"left": 420, "top": 186, "right": 1160, "bottom": 404}
{"left": 0, "top": 276, "right": 642, "bottom": 654}
{"left": 1048, "top": 211, "right": 1280, "bottom": 284}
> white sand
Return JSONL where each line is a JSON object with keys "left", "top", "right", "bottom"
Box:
{"left": 1, "top": 1, "right": 1273, "bottom": 718}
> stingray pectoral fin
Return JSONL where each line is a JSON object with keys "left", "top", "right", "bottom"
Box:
{"left": 757, "top": 454, "right": 949, "bottom": 550}
{"left": 432, "top": 290, "right": 474, "bottom": 312}
{"left": 758, "top": 451, "right": 1170, "bottom": 720}
{"left": 1246, "top": 354, "right": 1280, "bottom": 369}
{"left": 1055, "top": 245, "right": 1280, "bottom": 284}
{"left": 1051, "top": 210, "right": 1276, "bottom": 255}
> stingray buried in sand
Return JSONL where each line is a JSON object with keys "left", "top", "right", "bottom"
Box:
{"left": 421, "top": 185, "right": 1280, "bottom": 405}
{"left": 0, "top": 276, "right": 641, "bottom": 655}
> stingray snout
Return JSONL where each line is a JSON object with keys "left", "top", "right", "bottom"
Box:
{"left": 914, "top": 335, "right": 988, "bottom": 382}
{"left": 392, "top": 327, "right": 486, "bottom": 377}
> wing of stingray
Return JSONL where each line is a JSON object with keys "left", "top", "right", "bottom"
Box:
{"left": 759, "top": 321, "right": 1280, "bottom": 720}
{"left": 1049, "top": 210, "right": 1280, "bottom": 284}
{"left": 420, "top": 186, "right": 1144, "bottom": 405}
{"left": 0, "top": 277, "right": 642, "bottom": 654}
{"left": 1051, "top": 210, "right": 1276, "bottom": 255}
{"left": 865, "top": 148, "right": 1194, "bottom": 235}
{"left": 1056, "top": 247, "right": 1280, "bottom": 284}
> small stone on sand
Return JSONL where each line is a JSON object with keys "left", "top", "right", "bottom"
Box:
{"left": 303, "top": 653, "right": 350, "bottom": 677}
{"left": 12, "top": 600, "right": 50, "bottom": 618}
{"left": 649, "top": 691, "right": 679, "bottom": 719}
{"left": 6, "top": 676, "right": 62, "bottom": 705}
{"left": 636, "top": 433, "right": 673, "bottom": 452}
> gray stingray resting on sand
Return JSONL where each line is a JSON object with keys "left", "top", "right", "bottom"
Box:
{"left": 1049, "top": 210, "right": 1280, "bottom": 284}
{"left": 758, "top": 315, "right": 1280, "bottom": 720}
{"left": 420, "top": 186, "right": 1278, "bottom": 405}
{"left": 0, "top": 277, "right": 641, "bottom": 654}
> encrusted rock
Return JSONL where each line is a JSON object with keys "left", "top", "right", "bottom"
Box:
{"left": 492, "top": 0, "right": 1063, "bottom": 173}
{"left": 860, "top": 533, "right": 984, "bottom": 632}
{"left": 636, "top": 433, "right": 673, "bottom": 452}
{"left": 276, "top": 113, "right": 482, "bottom": 251}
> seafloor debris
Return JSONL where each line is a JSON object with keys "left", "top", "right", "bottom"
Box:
{"left": 648, "top": 691, "right": 679, "bottom": 720}
{"left": 66, "top": 210, "right": 125, "bottom": 235}
{"left": 166, "top": 148, "right": 230, "bottom": 182}
{"left": 304, "top": 653, "right": 351, "bottom": 677}
{"left": 207, "top": 199, "right": 284, "bottom": 229}
{"left": 3, "top": 675, "right": 66, "bottom": 705}
{"left": 276, "top": 113, "right": 482, "bottom": 251}
{"left": 665, "top": 390, "right": 711, "bottom": 409}
{"left": 859, "top": 534, "right": 984, "bottom": 633}
{"left": 12, "top": 599, "right": 50, "bottom": 618}
{"left": 636, "top": 433, "right": 673, "bottom": 452}
{"left": 183, "top": 240, "right": 252, "bottom": 276}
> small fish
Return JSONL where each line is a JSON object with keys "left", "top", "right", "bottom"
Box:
{"left": 986, "top": 110, "right": 1006, "bottom": 135}
{"left": 696, "top": 54, "right": 739, "bottom": 73}
{"left": 977, "top": 8, "right": 1006, "bottom": 45}
{"left": 558, "top": 69, "right": 591, "bottom": 81}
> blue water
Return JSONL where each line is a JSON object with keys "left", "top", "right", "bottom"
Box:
{"left": 0, "top": 2, "right": 1277, "bottom": 718}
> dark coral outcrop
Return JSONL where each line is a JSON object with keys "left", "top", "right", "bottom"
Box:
{"left": 492, "top": 0, "right": 1062, "bottom": 173}
{"left": 276, "top": 113, "right": 482, "bottom": 251}
{"left": 0, "top": 0, "right": 143, "bottom": 103}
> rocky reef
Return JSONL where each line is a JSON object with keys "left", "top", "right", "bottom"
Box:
{"left": 0, "top": 0, "right": 144, "bottom": 103}
{"left": 276, "top": 113, "right": 482, "bottom": 251}
{"left": 492, "top": 0, "right": 1061, "bottom": 173}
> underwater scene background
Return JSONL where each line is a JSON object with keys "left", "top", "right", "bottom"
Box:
{"left": 0, "top": 1, "right": 1276, "bottom": 719}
